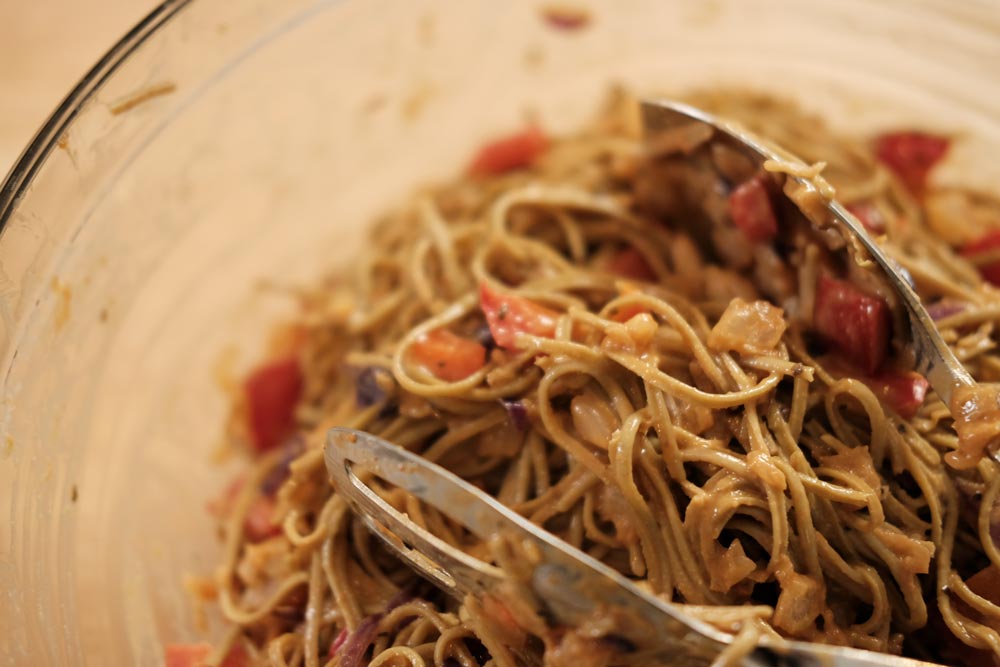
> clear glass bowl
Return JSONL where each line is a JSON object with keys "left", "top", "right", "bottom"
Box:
{"left": 2, "top": 0, "right": 999, "bottom": 664}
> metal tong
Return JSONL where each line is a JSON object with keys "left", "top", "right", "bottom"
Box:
{"left": 325, "top": 428, "right": 941, "bottom": 667}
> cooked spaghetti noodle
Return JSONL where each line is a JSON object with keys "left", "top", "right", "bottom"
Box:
{"left": 180, "top": 90, "right": 1000, "bottom": 667}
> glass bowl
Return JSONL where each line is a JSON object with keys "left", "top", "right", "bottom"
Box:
{"left": 1, "top": 0, "right": 999, "bottom": 664}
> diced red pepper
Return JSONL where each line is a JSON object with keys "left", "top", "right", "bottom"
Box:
{"left": 606, "top": 247, "right": 656, "bottom": 282}
{"left": 874, "top": 131, "right": 949, "bottom": 196}
{"left": 479, "top": 282, "right": 559, "bottom": 349}
{"left": 862, "top": 369, "right": 929, "bottom": 419}
{"left": 845, "top": 202, "right": 886, "bottom": 234}
{"left": 961, "top": 229, "right": 1000, "bottom": 286}
{"left": 824, "top": 356, "right": 929, "bottom": 420}
{"left": 814, "top": 275, "right": 891, "bottom": 374}
{"left": 728, "top": 174, "right": 777, "bottom": 243}
{"left": 245, "top": 357, "right": 302, "bottom": 453}
{"left": 164, "top": 643, "right": 247, "bottom": 667}
{"left": 468, "top": 126, "right": 548, "bottom": 176}
{"left": 244, "top": 495, "right": 282, "bottom": 542}
{"left": 409, "top": 329, "right": 487, "bottom": 381}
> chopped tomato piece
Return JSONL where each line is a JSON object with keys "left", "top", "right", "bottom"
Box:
{"left": 961, "top": 229, "right": 1000, "bottom": 286}
{"left": 244, "top": 495, "right": 281, "bottom": 542}
{"left": 606, "top": 247, "right": 656, "bottom": 282}
{"left": 728, "top": 174, "right": 777, "bottom": 243}
{"left": 479, "top": 282, "right": 559, "bottom": 349}
{"left": 245, "top": 357, "right": 302, "bottom": 453}
{"left": 845, "top": 202, "right": 886, "bottom": 234}
{"left": 874, "top": 131, "right": 949, "bottom": 196}
{"left": 410, "top": 329, "right": 487, "bottom": 381}
{"left": 165, "top": 643, "right": 247, "bottom": 667}
{"left": 862, "top": 369, "right": 929, "bottom": 419}
{"left": 468, "top": 126, "right": 548, "bottom": 176}
{"left": 814, "top": 275, "right": 891, "bottom": 374}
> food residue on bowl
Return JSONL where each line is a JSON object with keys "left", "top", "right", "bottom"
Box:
{"left": 50, "top": 277, "right": 71, "bottom": 331}
{"left": 523, "top": 45, "right": 545, "bottom": 69}
{"left": 401, "top": 82, "right": 437, "bottom": 121}
{"left": 418, "top": 13, "right": 435, "bottom": 47}
{"left": 540, "top": 4, "right": 592, "bottom": 31}
{"left": 109, "top": 82, "right": 177, "bottom": 116}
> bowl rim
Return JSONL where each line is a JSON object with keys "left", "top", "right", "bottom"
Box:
{"left": 0, "top": 0, "right": 189, "bottom": 237}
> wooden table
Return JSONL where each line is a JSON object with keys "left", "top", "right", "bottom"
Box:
{"left": 0, "top": 1, "right": 158, "bottom": 175}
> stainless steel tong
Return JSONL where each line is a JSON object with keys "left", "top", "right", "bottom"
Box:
{"left": 325, "top": 428, "right": 941, "bottom": 667}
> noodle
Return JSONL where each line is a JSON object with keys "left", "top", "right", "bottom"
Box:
{"left": 188, "top": 89, "right": 1000, "bottom": 666}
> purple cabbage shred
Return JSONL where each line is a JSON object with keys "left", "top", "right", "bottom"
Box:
{"left": 328, "top": 628, "right": 348, "bottom": 657}
{"left": 926, "top": 300, "right": 965, "bottom": 321}
{"left": 259, "top": 435, "right": 305, "bottom": 496}
{"left": 601, "top": 634, "right": 637, "bottom": 653}
{"left": 463, "top": 638, "right": 492, "bottom": 663}
{"left": 336, "top": 586, "right": 422, "bottom": 666}
{"left": 474, "top": 322, "right": 497, "bottom": 350}
{"left": 502, "top": 399, "right": 529, "bottom": 431}
{"left": 338, "top": 614, "right": 383, "bottom": 667}
{"left": 356, "top": 366, "right": 391, "bottom": 407}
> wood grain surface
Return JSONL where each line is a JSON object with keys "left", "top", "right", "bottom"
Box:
{"left": 0, "top": 1, "right": 158, "bottom": 175}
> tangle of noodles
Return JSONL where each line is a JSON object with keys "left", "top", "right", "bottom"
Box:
{"left": 184, "top": 90, "right": 1000, "bottom": 667}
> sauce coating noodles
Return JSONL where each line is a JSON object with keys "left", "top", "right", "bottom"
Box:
{"left": 190, "top": 91, "right": 1000, "bottom": 667}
